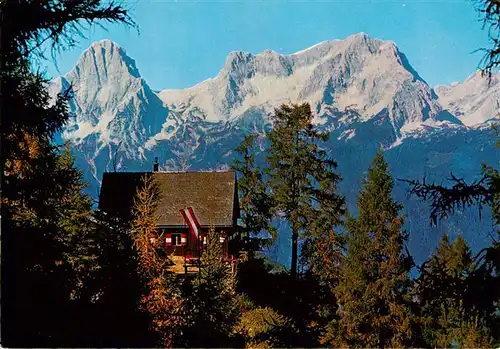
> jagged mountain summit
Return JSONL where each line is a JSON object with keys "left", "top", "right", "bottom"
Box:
{"left": 158, "top": 32, "right": 458, "bottom": 138}
{"left": 52, "top": 40, "right": 166, "bottom": 158}
{"left": 435, "top": 71, "right": 500, "bottom": 126}
{"left": 50, "top": 33, "right": 499, "bottom": 266}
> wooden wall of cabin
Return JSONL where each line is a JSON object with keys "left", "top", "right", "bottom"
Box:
{"left": 156, "top": 226, "right": 243, "bottom": 274}
{"left": 157, "top": 227, "right": 239, "bottom": 259}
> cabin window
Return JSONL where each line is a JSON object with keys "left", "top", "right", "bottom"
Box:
{"left": 171, "top": 233, "right": 182, "bottom": 246}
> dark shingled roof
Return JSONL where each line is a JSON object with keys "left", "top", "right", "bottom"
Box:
{"left": 98, "top": 171, "right": 239, "bottom": 227}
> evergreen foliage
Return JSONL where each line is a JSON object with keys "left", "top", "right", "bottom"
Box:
{"left": 3, "top": 0, "right": 500, "bottom": 346}
{"left": 182, "top": 226, "right": 243, "bottom": 347}
{"left": 332, "top": 151, "right": 415, "bottom": 348}
{"left": 231, "top": 134, "right": 277, "bottom": 251}
{"left": 417, "top": 234, "right": 494, "bottom": 348}
{"left": 265, "top": 103, "right": 345, "bottom": 279}
{"left": 233, "top": 103, "right": 345, "bottom": 280}
{"left": 478, "top": 0, "right": 500, "bottom": 75}
{"left": 53, "top": 142, "right": 97, "bottom": 299}
{"left": 404, "top": 124, "right": 500, "bottom": 346}
{"left": 83, "top": 209, "right": 154, "bottom": 347}
{"left": 1, "top": 0, "right": 133, "bottom": 346}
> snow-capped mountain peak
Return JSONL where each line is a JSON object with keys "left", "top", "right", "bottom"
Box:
{"left": 157, "top": 32, "right": 451, "bottom": 137}
{"left": 51, "top": 38, "right": 166, "bottom": 162}
{"left": 50, "top": 33, "right": 498, "bottom": 170}
{"left": 69, "top": 39, "right": 141, "bottom": 84}
{"left": 435, "top": 71, "right": 500, "bottom": 126}
{"left": 63, "top": 39, "right": 146, "bottom": 124}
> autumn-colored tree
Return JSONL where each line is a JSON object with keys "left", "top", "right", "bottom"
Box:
{"left": 132, "top": 174, "right": 166, "bottom": 277}
{"left": 331, "top": 150, "right": 415, "bottom": 348}
{"left": 131, "top": 174, "right": 186, "bottom": 347}
{"left": 235, "top": 306, "right": 294, "bottom": 348}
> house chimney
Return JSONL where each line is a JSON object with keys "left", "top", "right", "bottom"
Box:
{"left": 153, "top": 157, "right": 159, "bottom": 172}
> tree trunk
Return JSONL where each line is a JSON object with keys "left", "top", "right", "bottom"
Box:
{"left": 291, "top": 229, "right": 298, "bottom": 280}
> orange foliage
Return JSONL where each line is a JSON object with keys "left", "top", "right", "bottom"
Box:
{"left": 5, "top": 132, "right": 44, "bottom": 178}
{"left": 131, "top": 175, "right": 187, "bottom": 347}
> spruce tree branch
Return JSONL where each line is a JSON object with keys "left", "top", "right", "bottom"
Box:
{"left": 475, "top": 0, "right": 500, "bottom": 76}
{"left": 399, "top": 174, "right": 493, "bottom": 226}
{"left": 3, "top": 0, "right": 136, "bottom": 60}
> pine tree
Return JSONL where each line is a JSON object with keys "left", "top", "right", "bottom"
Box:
{"left": 231, "top": 134, "right": 276, "bottom": 253}
{"left": 333, "top": 150, "right": 414, "bottom": 348}
{"left": 183, "top": 226, "right": 243, "bottom": 347}
{"left": 232, "top": 105, "right": 345, "bottom": 346}
{"left": 131, "top": 174, "right": 186, "bottom": 348}
{"left": 54, "top": 142, "right": 98, "bottom": 299}
{"left": 417, "top": 234, "right": 495, "bottom": 348}
{"left": 83, "top": 207, "right": 154, "bottom": 347}
{"left": 265, "top": 103, "right": 345, "bottom": 279}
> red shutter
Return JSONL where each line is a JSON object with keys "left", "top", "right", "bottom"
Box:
{"left": 165, "top": 233, "right": 172, "bottom": 247}
{"left": 181, "top": 233, "right": 187, "bottom": 246}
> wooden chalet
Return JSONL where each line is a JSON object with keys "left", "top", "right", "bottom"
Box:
{"left": 98, "top": 162, "right": 243, "bottom": 273}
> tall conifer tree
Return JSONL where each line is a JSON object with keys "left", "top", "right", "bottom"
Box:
{"left": 333, "top": 150, "right": 414, "bottom": 348}
{"left": 231, "top": 134, "right": 276, "bottom": 252}
{"left": 265, "top": 103, "right": 344, "bottom": 279}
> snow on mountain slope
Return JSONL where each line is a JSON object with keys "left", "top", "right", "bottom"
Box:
{"left": 56, "top": 40, "right": 167, "bottom": 158}
{"left": 435, "top": 71, "right": 500, "bottom": 126}
{"left": 158, "top": 33, "right": 452, "bottom": 140}
{"left": 50, "top": 33, "right": 499, "bottom": 265}
{"left": 50, "top": 40, "right": 172, "bottom": 180}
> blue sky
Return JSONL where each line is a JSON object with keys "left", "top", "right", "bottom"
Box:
{"left": 43, "top": 0, "right": 492, "bottom": 90}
